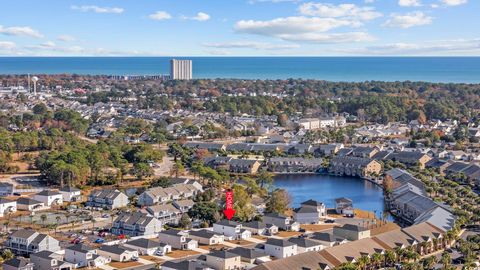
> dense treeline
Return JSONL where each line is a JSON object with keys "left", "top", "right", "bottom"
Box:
{"left": 87, "top": 79, "right": 479, "bottom": 123}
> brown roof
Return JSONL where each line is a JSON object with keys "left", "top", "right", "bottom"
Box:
{"left": 251, "top": 251, "right": 334, "bottom": 270}
{"left": 372, "top": 229, "right": 417, "bottom": 249}
{"left": 320, "top": 238, "right": 386, "bottom": 266}
{"left": 401, "top": 222, "right": 444, "bottom": 243}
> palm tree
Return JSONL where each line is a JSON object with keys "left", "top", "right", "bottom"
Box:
{"left": 90, "top": 215, "right": 95, "bottom": 231}
{"left": 356, "top": 255, "right": 370, "bottom": 270}
{"left": 422, "top": 256, "right": 436, "bottom": 270}
{"left": 2, "top": 249, "right": 14, "bottom": 261}
{"left": 370, "top": 253, "right": 382, "bottom": 269}
{"left": 3, "top": 220, "right": 10, "bottom": 232}
{"left": 55, "top": 215, "right": 61, "bottom": 227}
{"left": 440, "top": 252, "right": 451, "bottom": 270}
{"left": 40, "top": 214, "right": 47, "bottom": 227}
{"left": 394, "top": 247, "right": 404, "bottom": 263}
{"left": 432, "top": 238, "right": 439, "bottom": 251}
{"left": 337, "top": 262, "right": 359, "bottom": 270}
{"left": 384, "top": 249, "right": 396, "bottom": 267}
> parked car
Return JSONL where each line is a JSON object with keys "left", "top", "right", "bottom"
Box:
{"left": 324, "top": 219, "right": 335, "bottom": 223}
{"left": 155, "top": 250, "right": 164, "bottom": 256}
{"left": 95, "top": 238, "right": 105, "bottom": 243}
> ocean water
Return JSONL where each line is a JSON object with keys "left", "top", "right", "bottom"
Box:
{"left": 0, "top": 57, "right": 479, "bottom": 83}
{"left": 274, "top": 174, "right": 386, "bottom": 214}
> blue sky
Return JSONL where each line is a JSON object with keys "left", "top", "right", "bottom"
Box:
{"left": 0, "top": 0, "right": 478, "bottom": 56}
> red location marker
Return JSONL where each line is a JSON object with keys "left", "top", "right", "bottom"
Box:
{"left": 223, "top": 189, "right": 236, "bottom": 220}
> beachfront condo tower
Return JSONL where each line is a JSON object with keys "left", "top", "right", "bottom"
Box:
{"left": 170, "top": 59, "right": 192, "bottom": 80}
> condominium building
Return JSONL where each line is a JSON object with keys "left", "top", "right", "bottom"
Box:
{"left": 170, "top": 59, "right": 192, "bottom": 80}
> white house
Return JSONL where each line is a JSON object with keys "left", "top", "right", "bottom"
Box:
{"left": 123, "top": 238, "right": 172, "bottom": 256}
{"left": 0, "top": 198, "right": 17, "bottom": 217}
{"left": 64, "top": 244, "right": 110, "bottom": 268}
{"left": 288, "top": 237, "right": 324, "bottom": 253}
{"left": 263, "top": 238, "right": 297, "bottom": 259}
{"left": 293, "top": 199, "right": 327, "bottom": 224}
{"left": 33, "top": 190, "right": 63, "bottom": 206}
{"left": 97, "top": 245, "right": 138, "bottom": 262}
{"left": 213, "top": 220, "right": 251, "bottom": 240}
{"left": 158, "top": 229, "right": 198, "bottom": 250}
{"left": 189, "top": 229, "right": 225, "bottom": 245}
{"left": 59, "top": 187, "right": 82, "bottom": 202}
{"left": 16, "top": 197, "right": 47, "bottom": 212}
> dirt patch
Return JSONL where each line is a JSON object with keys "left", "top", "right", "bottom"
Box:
{"left": 300, "top": 224, "right": 335, "bottom": 232}
{"left": 168, "top": 249, "right": 201, "bottom": 258}
{"left": 226, "top": 239, "right": 254, "bottom": 246}
{"left": 199, "top": 244, "right": 230, "bottom": 251}
{"left": 354, "top": 209, "right": 377, "bottom": 219}
{"left": 109, "top": 261, "right": 142, "bottom": 269}
{"left": 252, "top": 235, "right": 268, "bottom": 241}
{"left": 370, "top": 222, "right": 401, "bottom": 236}
{"left": 276, "top": 231, "right": 302, "bottom": 238}
{"left": 140, "top": 255, "right": 163, "bottom": 263}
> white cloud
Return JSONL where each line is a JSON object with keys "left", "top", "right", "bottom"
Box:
{"left": 383, "top": 11, "right": 432, "bottom": 28}
{"left": 298, "top": 3, "right": 382, "bottom": 21}
{"left": 337, "top": 38, "right": 480, "bottom": 55}
{"left": 0, "top": 25, "right": 43, "bottom": 38}
{"left": 398, "top": 0, "right": 422, "bottom": 6}
{"left": 0, "top": 41, "right": 16, "bottom": 50}
{"left": 148, "top": 11, "right": 172, "bottom": 21}
{"left": 234, "top": 16, "right": 374, "bottom": 43}
{"left": 183, "top": 12, "right": 211, "bottom": 21}
{"left": 441, "top": 0, "right": 467, "bottom": 6}
{"left": 205, "top": 49, "right": 232, "bottom": 55}
{"left": 71, "top": 5, "right": 124, "bottom": 14}
{"left": 203, "top": 41, "right": 299, "bottom": 50}
{"left": 234, "top": 15, "right": 377, "bottom": 43}
{"left": 57, "top": 35, "right": 76, "bottom": 42}
{"left": 236, "top": 17, "right": 358, "bottom": 35}
{"left": 249, "top": 0, "right": 301, "bottom": 3}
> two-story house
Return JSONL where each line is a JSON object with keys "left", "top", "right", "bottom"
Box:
{"left": 213, "top": 220, "right": 251, "bottom": 240}
{"left": 263, "top": 213, "right": 300, "bottom": 231}
{"left": 189, "top": 229, "right": 225, "bottom": 245}
{"left": 33, "top": 190, "right": 63, "bottom": 207}
{"left": 123, "top": 238, "right": 172, "bottom": 256}
{"left": 333, "top": 224, "right": 371, "bottom": 241}
{"left": 293, "top": 199, "right": 326, "bottom": 224}
{"left": 0, "top": 198, "right": 17, "bottom": 217}
{"left": 146, "top": 204, "right": 182, "bottom": 225}
{"left": 3, "top": 257, "right": 34, "bottom": 270}
{"left": 64, "top": 244, "right": 110, "bottom": 268}
{"left": 158, "top": 229, "right": 198, "bottom": 250}
{"left": 205, "top": 250, "right": 242, "bottom": 270}
{"left": 30, "top": 251, "right": 73, "bottom": 270}
{"left": 263, "top": 238, "right": 297, "bottom": 259}
{"left": 59, "top": 187, "right": 82, "bottom": 202}
{"left": 6, "top": 230, "right": 60, "bottom": 256}
{"left": 97, "top": 245, "right": 138, "bottom": 262}
{"left": 0, "top": 182, "right": 14, "bottom": 196}
{"left": 86, "top": 189, "right": 128, "bottom": 209}
{"left": 111, "top": 212, "right": 162, "bottom": 237}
